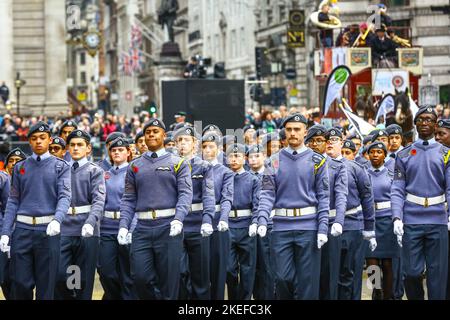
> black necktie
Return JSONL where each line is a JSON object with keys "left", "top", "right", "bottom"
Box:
{"left": 423, "top": 140, "right": 429, "bottom": 146}
{"left": 36, "top": 156, "right": 41, "bottom": 162}
{"left": 151, "top": 152, "right": 158, "bottom": 158}
{"left": 292, "top": 151, "right": 298, "bottom": 155}
{"left": 116, "top": 167, "right": 119, "bottom": 170}
{"left": 374, "top": 169, "right": 380, "bottom": 173}
{"left": 72, "top": 162, "right": 79, "bottom": 171}
{"left": 390, "top": 153, "right": 396, "bottom": 159}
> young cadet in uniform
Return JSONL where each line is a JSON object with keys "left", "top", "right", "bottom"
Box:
{"left": 135, "top": 131, "right": 148, "bottom": 155}
{"left": 341, "top": 140, "right": 357, "bottom": 160}
{"left": 279, "top": 128, "right": 287, "bottom": 149}
{"left": 386, "top": 124, "right": 404, "bottom": 159}
{"left": 261, "top": 133, "right": 281, "bottom": 158}
{"left": 347, "top": 133, "right": 362, "bottom": 154}
{"left": 355, "top": 136, "right": 372, "bottom": 167}
{"left": 98, "top": 137, "right": 136, "bottom": 300}
{"left": 226, "top": 143, "right": 261, "bottom": 300}
{"left": 325, "top": 128, "right": 376, "bottom": 300}
{"left": 0, "top": 169, "right": 10, "bottom": 299}
{"left": 118, "top": 119, "right": 193, "bottom": 300}
{"left": 306, "top": 125, "right": 348, "bottom": 300}
{"left": 247, "top": 144, "right": 274, "bottom": 300}
{"left": 59, "top": 120, "right": 78, "bottom": 162}
{"left": 221, "top": 135, "right": 237, "bottom": 167}
{"left": 372, "top": 129, "right": 394, "bottom": 171}
{"left": 243, "top": 124, "right": 256, "bottom": 146}
{"left": 257, "top": 114, "right": 329, "bottom": 300}
{"left": 4, "top": 148, "right": 27, "bottom": 176}
{"left": 365, "top": 142, "right": 399, "bottom": 300}
{"left": 175, "top": 125, "right": 215, "bottom": 300}
{"left": 55, "top": 130, "right": 105, "bottom": 300}
{"left": 201, "top": 132, "right": 233, "bottom": 300}
{"left": 98, "top": 132, "right": 126, "bottom": 172}
{"left": 392, "top": 106, "right": 450, "bottom": 300}
{"left": 49, "top": 137, "right": 66, "bottom": 159}
{"left": 0, "top": 121, "right": 71, "bottom": 300}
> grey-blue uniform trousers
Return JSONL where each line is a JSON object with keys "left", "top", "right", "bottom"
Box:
{"left": 1, "top": 156, "right": 71, "bottom": 300}
{"left": 0, "top": 172, "right": 11, "bottom": 299}
{"left": 320, "top": 157, "right": 348, "bottom": 300}
{"left": 179, "top": 157, "right": 215, "bottom": 300}
{"left": 119, "top": 152, "right": 193, "bottom": 300}
{"left": 55, "top": 161, "right": 105, "bottom": 300}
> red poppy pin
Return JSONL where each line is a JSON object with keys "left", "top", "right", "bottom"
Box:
{"left": 104, "top": 172, "right": 111, "bottom": 180}
{"left": 132, "top": 164, "right": 139, "bottom": 173}
{"left": 410, "top": 149, "right": 417, "bottom": 156}
{"left": 19, "top": 166, "right": 25, "bottom": 175}
{"left": 272, "top": 159, "right": 279, "bottom": 169}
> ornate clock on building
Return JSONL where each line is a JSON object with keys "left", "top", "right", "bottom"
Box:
{"left": 83, "top": 31, "right": 101, "bottom": 57}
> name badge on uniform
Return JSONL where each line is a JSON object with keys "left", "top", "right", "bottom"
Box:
{"left": 156, "top": 166, "right": 171, "bottom": 171}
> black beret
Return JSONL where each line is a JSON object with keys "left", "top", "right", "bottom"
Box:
{"left": 367, "top": 141, "right": 387, "bottom": 155}
{"left": 174, "top": 125, "right": 197, "bottom": 139}
{"left": 28, "top": 121, "right": 50, "bottom": 138}
{"left": 346, "top": 133, "right": 360, "bottom": 141}
{"left": 369, "top": 129, "right": 380, "bottom": 136}
{"left": 59, "top": 120, "right": 78, "bottom": 134}
{"left": 243, "top": 124, "right": 256, "bottom": 134}
{"left": 174, "top": 111, "right": 187, "bottom": 117}
{"left": 253, "top": 128, "right": 268, "bottom": 139}
{"left": 222, "top": 135, "right": 237, "bottom": 146}
{"left": 279, "top": 128, "right": 286, "bottom": 140}
{"left": 363, "top": 135, "right": 373, "bottom": 145}
{"left": 126, "top": 138, "right": 135, "bottom": 145}
{"left": 202, "top": 132, "right": 221, "bottom": 146}
{"left": 226, "top": 143, "right": 246, "bottom": 156}
{"left": 202, "top": 124, "right": 222, "bottom": 136}
{"left": 262, "top": 132, "right": 281, "bottom": 145}
{"left": 164, "top": 136, "right": 175, "bottom": 145}
{"left": 414, "top": 105, "right": 437, "bottom": 123}
{"left": 143, "top": 118, "right": 166, "bottom": 132}
{"left": 173, "top": 122, "right": 187, "bottom": 131}
{"left": 67, "top": 129, "right": 91, "bottom": 144}
{"left": 106, "top": 132, "right": 126, "bottom": 144}
{"left": 386, "top": 124, "right": 403, "bottom": 136}
{"left": 342, "top": 140, "right": 356, "bottom": 152}
{"left": 327, "top": 128, "right": 343, "bottom": 139}
{"left": 6, "top": 148, "right": 27, "bottom": 164}
{"left": 109, "top": 137, "right": 129, "bottom": 149}
{"left": 305, "top": 125, "right": 327, "bottom": 143}
{"left": 437, "top": 119, "right": 450, "bottom": 130}
{"left": 134, "top": 131, "right": 144, "bottom": 143}
{"left": 50, "top": 137, "right": 66, "bottom": 148}
{"left": 281, "top": 113, "right": 307, "bottom": 127}
{"left": 246, "top": 144, "right": 264, "bottom": 156}
{"left": 371, "top": 129, "right": 389, "bottom": 142}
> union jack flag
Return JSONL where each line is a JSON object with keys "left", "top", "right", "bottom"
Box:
{"left": 130, "top": 48, "right": 145, "bottom": 73}
{"left": 130, "top": 24, "right": 142, "bottom": 48}
{"left": 119, "top": 52, "right": 132, "bottom": 76}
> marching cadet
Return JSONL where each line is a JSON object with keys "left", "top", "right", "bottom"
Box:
{"left": 221, "top": 135, "right": 237, "bottom": 166}
{"left": 435, "top": 119, "right": 450, "bottom": 148}
{"left": 55, "top": 130, "right": 105, "bottom": 300}
{"left": 0, "top": 121, "right": 71, "bottom": 300}
{"left": 306, "top": 125, "right": 348, "bottom": 300}
{"left": 175, "top": 125, "right": 215, "bottom": 300}
{"left": 202, "top": 124, "right": 222, "bottom": 138}
{"left": 325, "top": 128, "right": 376, "bottom": 300}
{"left": 257, "top": 114, "right": 330, "bottom": 300}
{"left": 201, "top": 132, "right": 233, "bottom": 300}
{"left": 98, "top": 132, "right": 126, "bottom": 172}
{"left": 164, "top": 135, "right": 176, "bottom": 149}
{"left": 247, "top": 144, "right": 274, "bottom": 300}
{"left": 347, "top": 133, "right": 362, "bottom": 154}
{"left": 243, "top": 124, "right": 256, "bottom": 146}
{"left": 261, "top": 132, "right": 281, "bottom": 158}
{"left": 118, "top": 119, "right": 193, "bottom": 300}
{"left": 254, "top": 129, "right": 268, "bottom": 146}
{"left": 365, "top": 142, "right": 400, "bottom": 300}
{"left": 355, "top": 135, "right": 372, "bottom": 166}
{"left": 386, "top": 124, "right": 404, "bottom": 159}
{"left": 49, "top": 137, "right": 66, "bottom": 159}
{"left": 135, "top": 131, "right": 148, "bottom": 155}
{"left": 279, "top": 128, "right": 287, "bottom": 149}
{"left": 4, "top": 148, "right": 27, "bottom": 176}
{"left": 341, "top": 139, "right": 357, "bottom": 160}
{"left": 59, "top": 120, "right": 78, "bottom": 162}
{"left": 127, "top": 138, "right": 138, "bottom": 159}
{"left": 0, "top": 168, "right": 10, "bottom": 299}
{"left": 392, "top": 106, "right": 450, "bottom": 300}
{"left": 371, "top": 129, "right": 394, "bottom": 171}
{"left": 98, "top": 137, "right": 136, "bottom": 300}
{"left": 226, "top": 143, "right": 260, "bottom": 300}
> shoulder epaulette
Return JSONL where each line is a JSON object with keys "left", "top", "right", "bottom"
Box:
{"left": 312, "top": 152, "right": 326, "bottom": 174}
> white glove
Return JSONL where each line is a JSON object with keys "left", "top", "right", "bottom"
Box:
{"left": 81, "top": 224, "right": 94, "bottom": 238}
{"left": 46, "top": 220, "right": 61, "bottom": 237}
{"left": 362, "top": 230, "right": 376, "bottom": 240}
{"left": 393, "top": 219, "right": 404, "bottom": 236}
{"left": 169, "top": 220, "right": 183, "bottom": 237}
{"left": 248, "top": 223, "right": 258, "bottom": 237}
{"left": 330, "top": 223, "right": 343, "bottom": 237}
{"left": 0, "top": 235, "right": 10, "bottom": 254}
{"left": 217, "top": 221, "right": 229, "bottom": 232}
{"left": 257, "top": 225, "right": 267, "bottom": 238}
{"left": 200, "top": 223, "right": 214, "bottom": 237}
{"left": 397, "top": 235, "right": 403, "bottom": 248}
{"left": 117, "top": 228, "right": 129, "bottom": 245}
{"left": 369, "top": 238, "right": 377, "bottom": 252}
{"left": 317, "top": 233, "right": 328, "bottom": 249}
{"left": 126, "top": 232, "right": 132, "bottom": 245}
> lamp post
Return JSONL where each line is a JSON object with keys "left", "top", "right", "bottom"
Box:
{"left": 14, "top": 72, "right": 26, "bottom": 116}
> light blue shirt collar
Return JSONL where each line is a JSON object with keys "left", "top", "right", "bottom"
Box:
{"left": 369, "top": 165, "right": 385, "bottom": 172}
{"left": 73, "top": 157, "right": 89, "bottom": 168}
{"left": 209, "top": 158, "right": 219, "bottom": 166}
{"left": 416, "top": 137, "right": 436, "bottom": 145}
{"left": 146, "top": 148, "right": 167, "bottom": 158}
{"left": 114, "top": 162, "right": 129, "bottom": 170}
{"left": 286, "top": 145, "right": 308, "bottom": 155}
{"left": 32, "top": 152, "right": 51, "bottom": 161}
{"left": 252, "top": 167, "right": 265, "bottom": 175}
{"left": 235, "top": 168, "right": 246, "bottom": 175}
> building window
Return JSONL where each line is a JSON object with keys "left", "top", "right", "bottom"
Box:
{"left": 80, "top": 52, "right": 86, "bottom": 65}
{"left": 80, "top": 72, "right": 87, "bottom": 85}
{"left": 391, "top": 19, "right": 410, "bottom": 40}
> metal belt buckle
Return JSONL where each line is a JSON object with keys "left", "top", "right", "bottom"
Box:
{"left": 113, "top": 211, "right": 118, "bottom": 219}
{"left": 375, "top": 203, "right": 379, "bottom": 210}
{"left": 32, "top": 217, "right": 36, "bottom": 225}
{"left": 424, "top": 198, "right": 429, "bottom": 208}
{"left": 293, "top": 208, "right": 297, "bottom": 217}
{"left": 151, "top": 209, "right": 157, "bottom": 219}
{"left": 71, "top": 207, "right": 76, "bottom": 215}
{"left": 234, "top": 210, "right": 238, "bottom": 218}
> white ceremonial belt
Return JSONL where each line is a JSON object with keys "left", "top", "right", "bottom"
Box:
{"left": 406, "top": 193, "right": 446, "bottom": 207}
{"left": 274, "top": 207, "right": 317, "bottom": 217}
{"left": 228, "top": 209, "right": 252, "bottom": 218}
{"left": 329, "top": 205, "right": 362, "bottom": 217}
{"left": 16, "top": 215, "right": 54, "bottom": 225}
{"left": 375, "top": 201, "right": 391, "bottom": 210}
{"left": 215, "top": 204, "right": 221, "bottom": 212}
{"left": 270, "top": 210, "right": 276, "bottom": 219}
{"left": 67, "top": 205, "right": 92, "bottom": 215}
{"left": 137, "top": 208, "right": 176, "bottom": 220}
{"left": 104, "top": 211, "right": 121, "bottom": 219}
{"left": 191, "top": 203, "right": 203, "bottom": 212}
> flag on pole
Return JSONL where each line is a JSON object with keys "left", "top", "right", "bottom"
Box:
{"left": 322, "top": 65, "right": 352, "bottom": 116}
{"left": 119, "top": 52, "right": 132, "bottom": 76}
{"left": 130, "top": 48, "right": 145, "bottom": 73}
{"left": 375, "top": 94, "right": 395, "bottom": 124}
{"left": 409, "top": 94, "right": 419, "bottom": 119}
{"left": 340, "top": 99, "right": 376, "bottom": 137}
